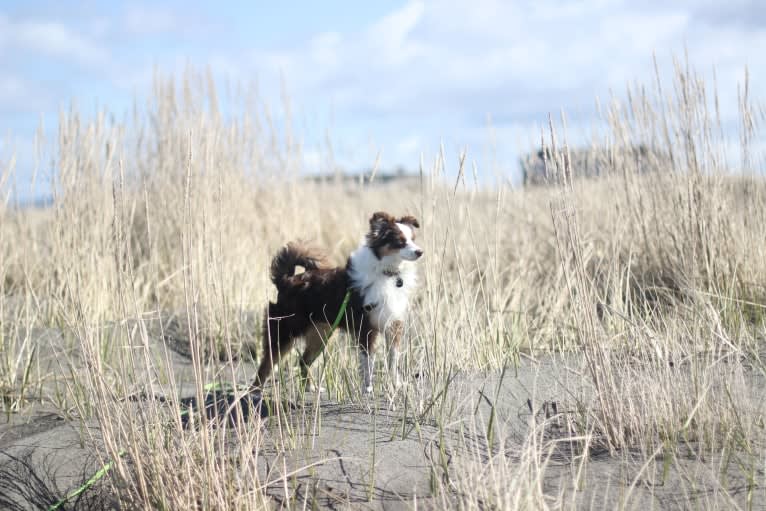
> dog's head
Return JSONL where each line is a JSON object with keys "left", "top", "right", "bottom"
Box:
{"left": 366, "top": 212, "right": 424, "bottom": 262}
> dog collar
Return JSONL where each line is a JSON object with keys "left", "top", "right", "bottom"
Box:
{"left": 362, "top": 271, "right": 404, "bottom": 312}
{"left": 381, "top": 269, "right": 404, "bottom": 288}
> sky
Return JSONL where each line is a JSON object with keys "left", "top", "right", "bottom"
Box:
{"left": 1, "top": 1, "right": 764, "bottom": 198}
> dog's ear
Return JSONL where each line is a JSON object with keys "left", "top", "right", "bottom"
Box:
{"left": 368, "top": 212, "right": 392, "bottom": 239}
{"left": 397, "top": 215, "right": 420, "bottom": 229}
{"left": 369, "top": 212, "right": 390, "bottom": 226}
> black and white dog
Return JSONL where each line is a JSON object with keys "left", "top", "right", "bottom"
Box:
{"left": 253, "top": 212, "right": 423, "bottom": 393}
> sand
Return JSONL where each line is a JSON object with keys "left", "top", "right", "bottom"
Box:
{"left": 1, "top": 323, "right": 764, "bottom": 510}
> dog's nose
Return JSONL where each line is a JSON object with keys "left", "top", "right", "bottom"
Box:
{"left": 415, "top": 249, "right": 424, "bottom": 258}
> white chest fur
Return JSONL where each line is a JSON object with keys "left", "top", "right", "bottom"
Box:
{"left": 363, "top": 269, "right": 416, "bottom": 330}
{"left": 348, "top": 246, "right": 417, "bottom": 331}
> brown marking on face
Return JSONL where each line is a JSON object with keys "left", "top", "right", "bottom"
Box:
{"left": 375, "top": 244, "right": 398, "bottom": 258}
{"left": 367, "top": 211, "right": 409, "bottom": 259}
{"left": 397, "top": 215, "right": 420, "bottom": 229}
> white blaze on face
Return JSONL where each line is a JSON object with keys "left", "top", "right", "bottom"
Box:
{"left": 396, "top": 223, "right": 422, "bottom": 261}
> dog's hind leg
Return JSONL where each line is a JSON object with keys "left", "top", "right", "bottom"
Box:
{"left": 252, "top": 309, "right": 299, "bottom": 390}
{"left": 253, "top": 336, "right": 292, "bottom": 390}
{"left": 299, "top": 325, "right": 332, "bottom": 392}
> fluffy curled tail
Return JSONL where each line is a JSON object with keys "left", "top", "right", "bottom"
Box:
{"left": 270, "top": 241, "right": 329, "bottom": 291}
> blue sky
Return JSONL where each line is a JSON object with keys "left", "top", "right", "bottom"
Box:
{"left": 1, "top": 1, "right": 764, "bottom": 197}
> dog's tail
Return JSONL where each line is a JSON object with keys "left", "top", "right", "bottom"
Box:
{"left": 270, "top": 241, "right": 330, "bottom": 291}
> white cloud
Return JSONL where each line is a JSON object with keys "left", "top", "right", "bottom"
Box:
{"left": 0, "top": 76, "right": 25, "bottom": 99}
{"left": 2, "top": 1, "right": 763, "bottom": 183}
{"left": 308, "top": 32, "right": 342, "bottom": 70}
{"left": 0, "top": 17, "right": 106, "bottom": 64}
{"left": 121, "top": 4, "right": 219, "bottom": 38}
{"left": 366, "top": 0, "right": 426, "bottom": 65}
{"left": 225, "top": 0, "right": 764, "bottom": 176}
{"left": 247, "top": 0, "right": 761, "bottom": 124}
{"left": 396, "top": 135, "right": 421, "bottom": 157}
{"left": 123, "top": 5, "right": 179, "bottom": 35}
{"left": 0, "top": 75, "right": 53, "bottom": 112}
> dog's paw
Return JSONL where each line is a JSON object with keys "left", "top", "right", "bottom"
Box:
{"left": 303, "top": 381, "right": 326, "bottom": 393}
{"left": 310, "top": 384, "right": 327, "bottom": 393}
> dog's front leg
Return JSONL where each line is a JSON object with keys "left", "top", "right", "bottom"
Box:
{"left": 358, "top": 328, "right": 378, "bottom": 394}
{"left": 387, "top": 321, "right": 404, "bottom": 388}
{"left": 359, "top": 351, "right": 375, "bottom": 394}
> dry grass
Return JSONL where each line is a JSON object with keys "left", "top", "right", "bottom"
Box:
{"left": 1, "top": 63, "right": 765, "bottom": 509}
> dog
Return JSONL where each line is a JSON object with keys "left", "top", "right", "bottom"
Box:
{"left": 252, "top": 212, "right": 423, "bottom": 393}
